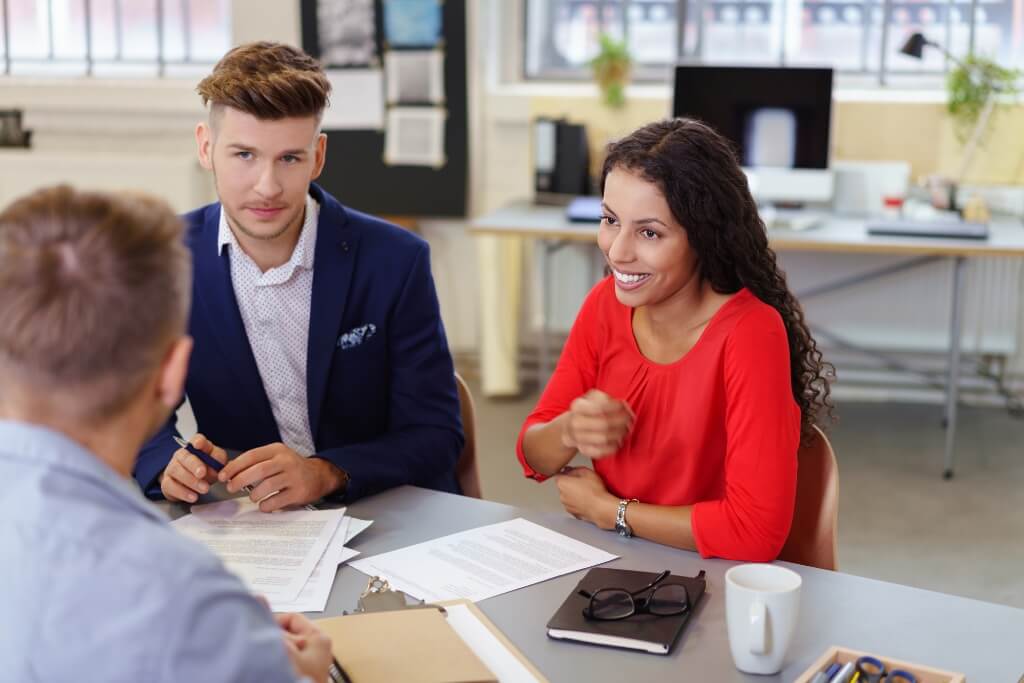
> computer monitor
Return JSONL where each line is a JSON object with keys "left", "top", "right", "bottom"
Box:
{"left": 672, "top": 66, "right": 834, "bottom": 205}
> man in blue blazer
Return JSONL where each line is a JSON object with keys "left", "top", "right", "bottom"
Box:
{"left": 134, "top": 42, "right": 463, "bottom": 510}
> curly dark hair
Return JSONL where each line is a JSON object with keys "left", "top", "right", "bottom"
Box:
{"left": 600, "top": 118, "right": 834, "bottom": 436}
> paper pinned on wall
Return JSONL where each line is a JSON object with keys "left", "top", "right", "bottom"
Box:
{"left": 322, "top": 69, "right": 385, "bottom": 130}
{"left": 317, "top": 0, "right": 378, "bottom": 67}
{"left": 384, "top": 50, "right": 445, "bottom": 105}
{"left": 383, "top": 0, "right": 443, "bottom": 47}
{"left": 384, "top": 107, "right": 446, "bottom": 168}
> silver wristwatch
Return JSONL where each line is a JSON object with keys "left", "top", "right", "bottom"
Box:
{"left": 615, "top": 498, "right": 639, "bottom": 537}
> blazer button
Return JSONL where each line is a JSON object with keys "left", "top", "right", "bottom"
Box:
{"left": 341, "top": 241, "right": 350, "bottom": 252}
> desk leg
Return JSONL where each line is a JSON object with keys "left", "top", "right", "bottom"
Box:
{"left": 943, "top": 256, "right": 967, "bottom": 480}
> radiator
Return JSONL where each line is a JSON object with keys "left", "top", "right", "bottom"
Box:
{"left": 532, "top": 243, "right": 1023, "bottom": 363}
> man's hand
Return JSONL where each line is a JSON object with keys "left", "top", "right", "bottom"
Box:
{"left": 160, "top": 433, "right": 227, "bottom": 503}
{"left": 554, "top": 467, "right": 618, "bottom": 530}
{"left": 276, "top": 613, "right": 333, "bottom": 683}
{"left": 561, "top": 389, "right": 634, "bottom": 459}
{"left": 218, "top": 443, "right": 347, "bottom": 512}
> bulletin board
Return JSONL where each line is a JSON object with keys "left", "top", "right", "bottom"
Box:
{"left": 300, "top": 0, "right": 468, "bottom": 217}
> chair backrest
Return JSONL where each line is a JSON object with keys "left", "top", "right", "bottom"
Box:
{"left": 454, "top": 373, "right": 482, "bottom": 499}
{"left": 778, "top": 425, "right": 839, "bottom": 571}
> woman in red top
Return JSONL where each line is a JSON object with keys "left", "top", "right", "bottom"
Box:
{"left": 517, "top": 119, "right": 833, "bottom": 561}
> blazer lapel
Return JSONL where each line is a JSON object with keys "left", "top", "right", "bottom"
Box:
{"left": 306, "top": 185, "right": 359, "bottom": 439}
{"left": 192, "top": 206, "right": 276, "bottom": 423}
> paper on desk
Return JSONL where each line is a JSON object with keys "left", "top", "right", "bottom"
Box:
{"left": 170, "top": 499, "right": 344, "bottom": 604}
{"left": 273, "top": 516, "right": 374, "bottom": 612}
{"left": 349, "top": 517, "right": 617, "bottom": 602}
{"left": 345, "top": 517, "right": 373, "bottom": 544}
{"left": 445, "top": 603, "right": 544, "bottom": 683}
{"left": 273, "top": 547, "right": 361, "bottom": 613}
{"left": 271, "top": 517, "right": 356, "bottom": 613}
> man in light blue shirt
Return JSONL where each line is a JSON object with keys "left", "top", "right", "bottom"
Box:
{"left": 0, "top": 186, "right": 333, "bottom": 682}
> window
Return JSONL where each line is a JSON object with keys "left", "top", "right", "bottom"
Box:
{"left": 524, "top": 0, "right": 1024, "bottom": 84}
{"left": 0, "top": 0, "right": 231, "bottom": 77}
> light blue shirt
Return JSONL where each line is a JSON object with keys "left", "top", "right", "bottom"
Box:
{"left": 0, "top": 420, "right": 301, "bottom": 682}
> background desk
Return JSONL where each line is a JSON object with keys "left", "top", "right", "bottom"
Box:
{"left": 224, "top": 486, "right": 1022, "bottom": 682}
{"left": 471, "top": 201, "right": 1024, "bottom": 477}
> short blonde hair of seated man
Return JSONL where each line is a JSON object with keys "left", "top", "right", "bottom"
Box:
{"left": 0, "top": 185, "right": 191, "bottom": 422}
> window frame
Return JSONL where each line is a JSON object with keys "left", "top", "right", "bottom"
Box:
{"left": 521, "top": 0, "right": 1016, "bottom": 87}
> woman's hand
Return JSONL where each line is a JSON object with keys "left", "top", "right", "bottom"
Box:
{"left": 554, "top": 467, "right": 618, "bottom": 530}
{"left": 561, "top": 389, "right": 634, "bottom": 459}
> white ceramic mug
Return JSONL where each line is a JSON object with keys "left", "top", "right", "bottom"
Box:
{"left": 725, "top": 563, "right": 802, "bottom": 675}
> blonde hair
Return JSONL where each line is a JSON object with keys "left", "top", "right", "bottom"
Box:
{"left": 197, "top": 41, "right": 332, "bottom": 121}
{"left": 0, "top": 186, "right": 191, "bottom": 420}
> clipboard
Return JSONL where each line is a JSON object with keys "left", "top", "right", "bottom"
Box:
{"left": 316, "top": 606, "right": 495, "bottom": 682}
{"left": 438, "top": 599, "right": 550, "bottom": 683}
{"left": 315, "top": 599, "right": 549, "bottom": 683}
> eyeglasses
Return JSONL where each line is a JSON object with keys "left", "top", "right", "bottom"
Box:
{"left": 580, "top": 569, "right": 691, "bottom": 621}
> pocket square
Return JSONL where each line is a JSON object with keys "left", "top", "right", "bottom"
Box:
{"left": 338, "top": 323, "right": 377, "bottom": 350}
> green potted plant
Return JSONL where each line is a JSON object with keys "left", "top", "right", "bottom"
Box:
{"left": 590, "top": 34, "right": 631, "bottom": 109}
{"left": 946, "top": 54, "right": 1019, "bottom": 145}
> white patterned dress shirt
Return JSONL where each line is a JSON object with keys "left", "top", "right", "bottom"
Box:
{"left": 218, "top": 194, "right": 318, "bottom": 457}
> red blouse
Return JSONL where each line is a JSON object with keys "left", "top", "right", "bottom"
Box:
{"left": 516, "top": 278, "right": 800, "bottom": 561}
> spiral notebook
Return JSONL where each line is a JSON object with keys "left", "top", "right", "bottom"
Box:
{"left": 546, "top": 568, "right": 707, "bottom": 655}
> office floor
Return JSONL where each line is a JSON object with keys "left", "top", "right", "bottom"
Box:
{"left": 465, "top": 377, "right": 1024, "bottom": 609}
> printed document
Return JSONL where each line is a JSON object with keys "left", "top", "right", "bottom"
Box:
{"left": 171, "top": 499, "right": 344, "bottom": 604}
{"left": 350, "top": 518, "right": 617, "bottom": 602}
{"left": 272, "top": 517, "right": 360, "bottom": 613}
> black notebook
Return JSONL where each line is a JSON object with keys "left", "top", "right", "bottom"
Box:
{"left": 546, "top": 567, "right": 707, "bottom": 655}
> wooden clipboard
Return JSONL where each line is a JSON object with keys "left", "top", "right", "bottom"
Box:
{"left": 438, "top": 599, "right": 550, "bottom": 683}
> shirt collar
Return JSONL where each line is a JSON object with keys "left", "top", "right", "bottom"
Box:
{"left": 0, "top": 419, "right": 166, "bottom": 523}
{"left": 216, "top": 193, "right": 319, "bottom": 278}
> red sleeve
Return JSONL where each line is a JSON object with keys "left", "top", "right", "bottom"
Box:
{"left": 691, "top": 305, "right": 800, "bottom": 561}
{"left": 514, "top": 280, "right": 607, "bottom": 481}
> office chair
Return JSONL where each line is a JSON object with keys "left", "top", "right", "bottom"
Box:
{"left": 779, "top": 425, "right": 839, "bottom": 571}
{"left": 454, "top": 373, "right": 482, "bottom": 499}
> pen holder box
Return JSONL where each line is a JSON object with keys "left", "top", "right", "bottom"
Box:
{"left": 793, "top": 646, "right": 966, "bottom": 683}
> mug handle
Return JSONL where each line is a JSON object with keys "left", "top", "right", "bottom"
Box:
{"left": 748, "top": 600, "right": 767, "bottom": 654}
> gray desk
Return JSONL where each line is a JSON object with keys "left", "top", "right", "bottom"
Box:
{"left": 297, "top": 486, "right": 1022, "bottom": 682}
{"left": 471, "top": 201, "right": 1024, "bottom": 478}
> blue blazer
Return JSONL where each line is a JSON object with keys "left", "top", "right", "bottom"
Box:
{"left": 134, "top": 184, "right": 464, "bottom": 501}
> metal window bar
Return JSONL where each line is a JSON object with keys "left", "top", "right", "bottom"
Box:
{"left": 967, "top": 0, "right": 979, "bottom": 56}
{"left": 47, "top": 0, "right": 55, "bottom": 60}
{"left": 156, "top": 0, "right": 165, "bottom": 76}
{"left": 84, "top": 0, "right": 93, "bottom": 76}
{"left": 778, "top": 0, "right": 788, "bottom": 66}
{"left": 694, "top": 0, "right": 706, "bottom": 58}
{"left": 2, "top": 0, "right": 10, "bottom": 75}
{"left": 944, "top": 0, "right": 954, "bottom": 74}
{"left": 181, "top": 0, "right": 191, "bottom": 63}
{"left": 114, "top": 0, "right": 123, "bottom": 60}
{"left": 877, "top": 0, "right": 894, "bottom": 85}
{"left": 676, "top": 0, "right": 689, "bottom": 60}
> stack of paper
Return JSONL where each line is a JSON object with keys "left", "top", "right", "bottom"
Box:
{"left": 170, "top": 499, "right": 373, "bottom": 612}
{"left": 350, "top": 517, "right": 617, "bottom": 603}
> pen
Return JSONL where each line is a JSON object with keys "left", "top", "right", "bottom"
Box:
{"left": 811, "top": 662, "right": 842, "bottom": 683}
{"left": 830, "top": 662, "right": 856, "bottom": 683}
{"left": 174, "top": 435, "right": 224, "bottom": 473}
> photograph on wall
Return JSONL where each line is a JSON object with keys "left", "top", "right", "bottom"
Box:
{"left": 322, "top": 69, "right": 385, "bottom": 130}
{"left": 317, "top": 0, "right": 378, "bottom": 67}
{"left": 384, "top": 106, "right": 446, "bottom": 168}
{"left": 383, "top": 0, "right": 443, "bottom": 47}
{"left": 384, "top": 50, "right": 445, "bottom": 104}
